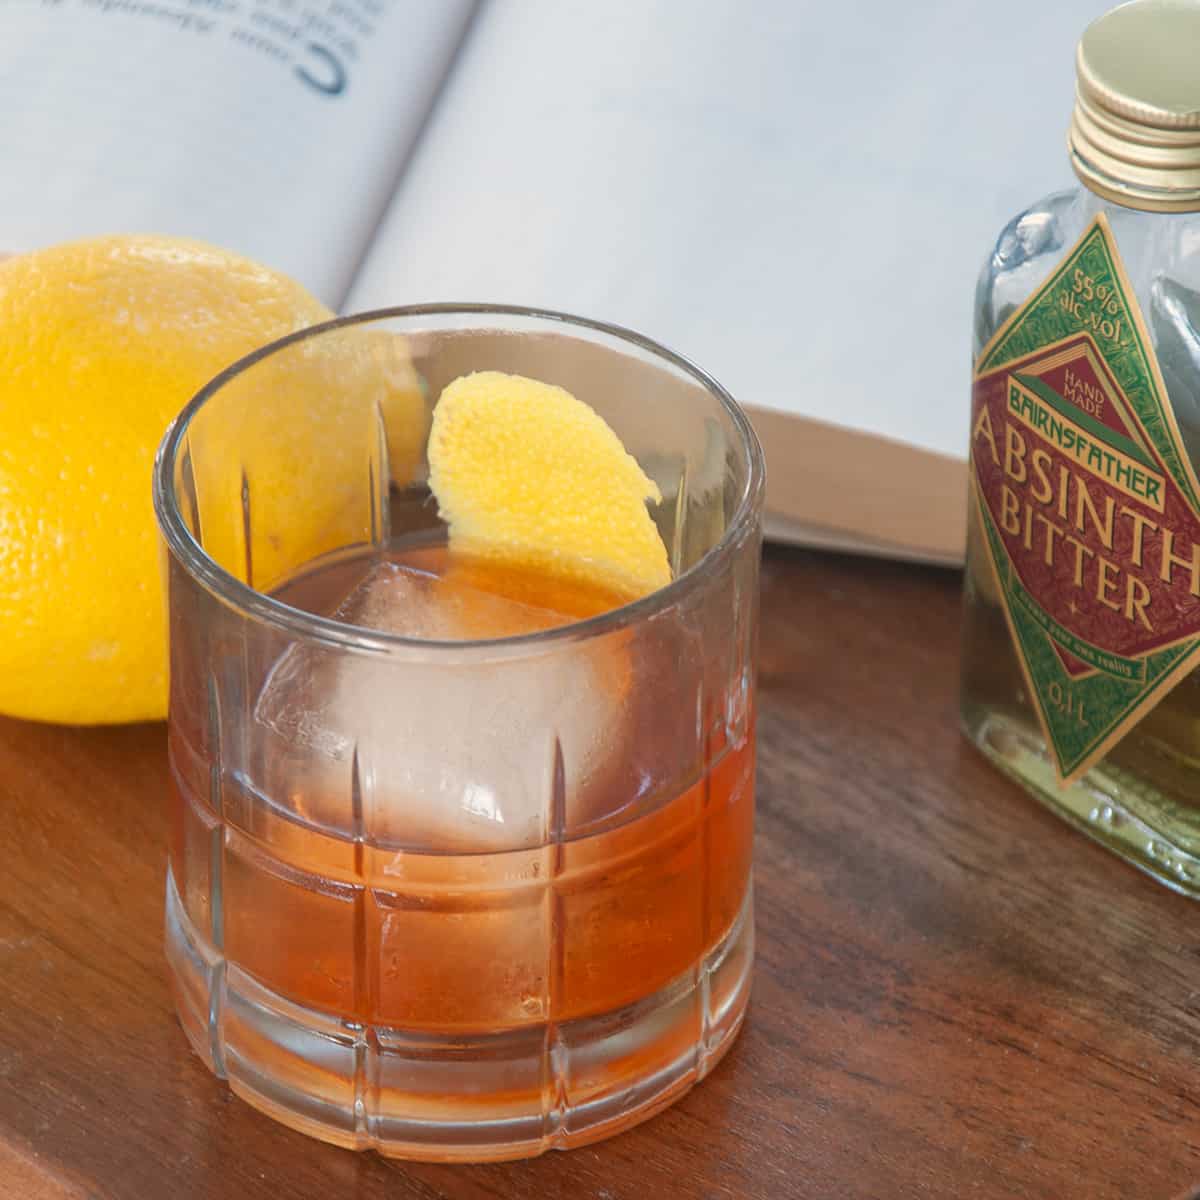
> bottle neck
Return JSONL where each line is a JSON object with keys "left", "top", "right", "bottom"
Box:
{"left": 1070, "top": 92, "right": 1200, "bottom": 214}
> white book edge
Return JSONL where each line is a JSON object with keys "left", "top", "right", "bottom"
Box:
{"left": 747, "top": 406, "right": 967, "bottom": 567}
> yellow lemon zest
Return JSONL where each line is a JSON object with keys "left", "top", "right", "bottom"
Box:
{"left": 427, "top": 371, "right": 670, "bottom": 603}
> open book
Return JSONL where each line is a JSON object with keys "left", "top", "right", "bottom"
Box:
{"left": 1, "top": 0, "right": 1112, "bottom": 565}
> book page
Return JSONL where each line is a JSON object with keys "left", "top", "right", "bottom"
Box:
{"left": 0, "top": 0, "right": 476, "bottom": 306}
{"left": 349, "top": 0, "right": 1111, "bottom": 461}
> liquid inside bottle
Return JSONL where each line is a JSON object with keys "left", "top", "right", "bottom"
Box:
{"left": 962, "top": 189, "right": 1200, "bottom": 894}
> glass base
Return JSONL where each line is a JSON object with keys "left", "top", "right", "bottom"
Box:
{"left": 165, "top": 868, "right": 752, "bottom": 1161}
{"left": 963, "top": 703, "right": 1200, "bottom": 899}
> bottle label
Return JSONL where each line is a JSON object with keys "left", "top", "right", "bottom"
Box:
{"left": 971, "top": 212, "right": 1200, "bottom": 781}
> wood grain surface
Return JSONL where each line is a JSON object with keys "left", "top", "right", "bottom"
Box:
{"left": 1, "top": 545, "right": 1199, "bottom": 1199}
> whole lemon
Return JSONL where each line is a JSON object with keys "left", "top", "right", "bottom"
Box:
{"left": 0, "top": 235, "right": 336, "bottom": 725}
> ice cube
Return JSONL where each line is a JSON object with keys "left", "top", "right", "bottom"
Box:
{"left": 253, "top": 560, "right": 626, "bottom": 852}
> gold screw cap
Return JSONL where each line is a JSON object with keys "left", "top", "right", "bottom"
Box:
{"left": 1070, "top": 0, "right": 1200, "bottom": 212}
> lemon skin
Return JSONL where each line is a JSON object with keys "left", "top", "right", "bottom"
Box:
{"left": 0, "top": 235, "right": 335, "bottom": 724}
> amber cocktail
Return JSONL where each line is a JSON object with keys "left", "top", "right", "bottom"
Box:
{"left": 154, "top": 307, "right": 764, "bottom": 1161}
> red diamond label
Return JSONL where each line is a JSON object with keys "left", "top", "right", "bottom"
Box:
{"left": 971, "top": 214, "right": 1200, "bottom": 781}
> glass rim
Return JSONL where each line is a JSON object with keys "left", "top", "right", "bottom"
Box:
{"left": 152, "top": 303, "right": 766, "bottom": 656}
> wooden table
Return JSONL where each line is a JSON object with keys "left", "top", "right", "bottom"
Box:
{"left": 3, "top": 545, "right": 1200, "bottom": 1199}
